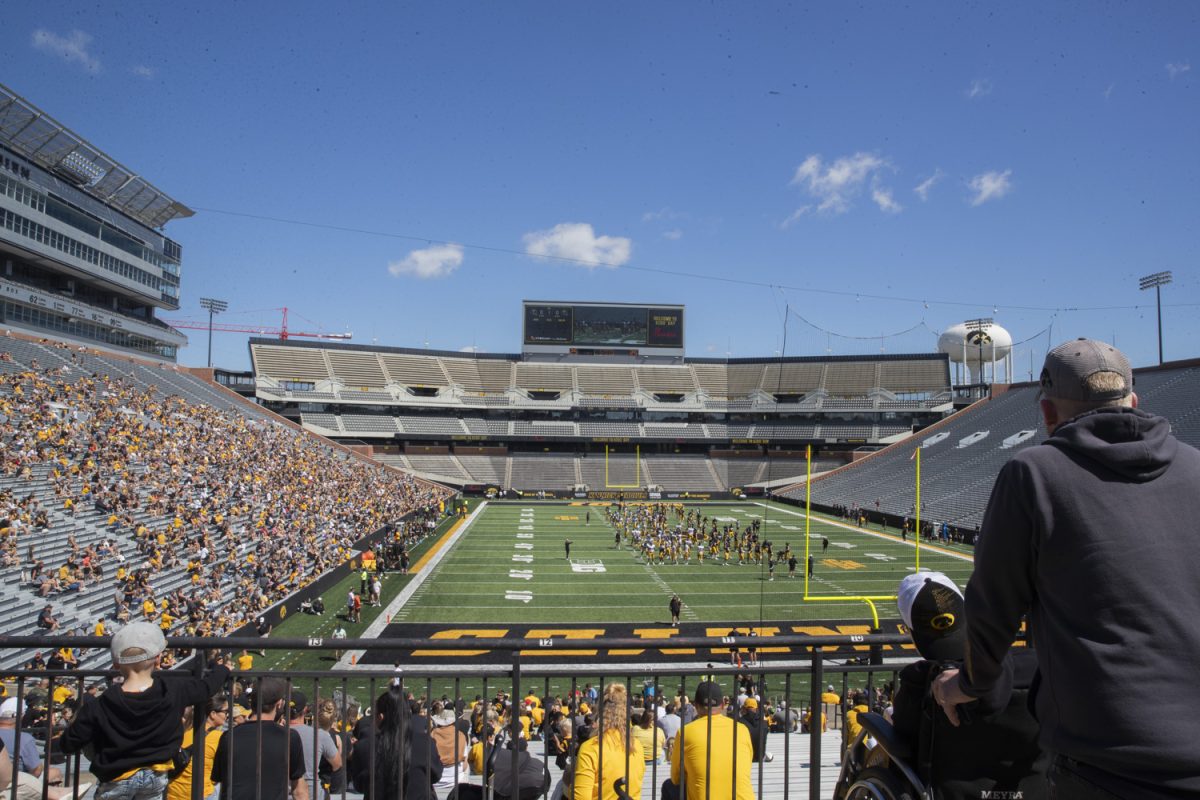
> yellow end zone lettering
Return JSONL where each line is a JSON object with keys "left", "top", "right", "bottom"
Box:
{"left": 609, "top": 627, "right": 694, "bottom": 656}
{"left": 412, "top": 629, "right": 509, "bottom": 657}
{"left": 792, "top": 624, "right": 878, "bottom": 652}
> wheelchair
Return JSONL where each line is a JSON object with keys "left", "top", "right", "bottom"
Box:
{"left": 833, "top": 651, "right": 1048, "bottom": 800}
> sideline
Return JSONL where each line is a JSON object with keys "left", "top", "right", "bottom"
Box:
{"left": 338, "top": 501, "right": 489, "bottom": 668}
{"left": 753, "top": 501, "right": 974, "bottom": 563}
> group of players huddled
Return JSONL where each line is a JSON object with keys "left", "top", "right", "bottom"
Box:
{"left": 607, "top": 503, "right": 801, "bottom": 578}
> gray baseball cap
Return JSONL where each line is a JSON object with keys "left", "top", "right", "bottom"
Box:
{"left": 110, "top": 622, "right": 166, "bottom": 664}
{"left": 1039, "top": 338, "right": 1132, "bottom": 402}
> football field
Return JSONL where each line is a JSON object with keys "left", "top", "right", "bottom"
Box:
{"left": 395, "top": 499, "right": 973, "bottom": 627}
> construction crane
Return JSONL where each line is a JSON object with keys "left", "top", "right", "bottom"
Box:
{"left": 162, "top": 307, "right": 353, "bottom": 342}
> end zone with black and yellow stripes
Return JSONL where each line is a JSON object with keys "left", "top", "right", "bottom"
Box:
{"left": 358, "top": 620, "right": 922, "bottom": 665}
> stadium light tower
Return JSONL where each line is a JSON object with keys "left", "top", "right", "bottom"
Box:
{"left": 198, "top": 297, "right": 228, "bottom": 368}
{"left": 1138, "top": 271, "right": 1172, "bottom": 365}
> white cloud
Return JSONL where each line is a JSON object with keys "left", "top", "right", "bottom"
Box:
{"left": 913, "top": 169, "right": 944, "bottom": 201}
{"left": 459, "top": 345, "right": 484, "bottom": 353}
{"left": 521, "top": 222, "right": 632, "bottom": 268}
{"left": 968, "top": 170, "right": 1014, "bottom": 206}
{"left": 1104, "top": 83, "right": 1115, "bottom": 100}
{"left": 387, "top": 243, "right": 464, "bottom": 279}
{"left": 662, "top": 228, "right": 683, "bottom": 240}
{"left": 31, "top": 29, "right": 101, "bottom": 74}
{"left": 872, "top": 184, "right": 903, "bottom": 214}
{"left": 1166, "top": 62, "right": 1191, "bottom": 79}
{"left": 131, "top": 65, "right": 155, "bottom": 79}
{"left": 780, "top": 206, "right": 812, "bottom": 229}
{"left": 966, "top": 78, "right": 993, "bottom": 99}
{"left": 789, "top": 152, "right": 888, "bottom": 214}
{"left": 642, "top": 207, "right": 683, "bottom": 222}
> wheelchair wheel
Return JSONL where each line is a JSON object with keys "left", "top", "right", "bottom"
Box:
{"left": 845, "top": 766, "right": 919, "bottom": 800}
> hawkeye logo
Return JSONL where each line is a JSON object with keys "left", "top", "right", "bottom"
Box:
{"left": 965, "top": 330, "right": 993, "bottom": 346}
{"left": 931, "top": 613, "right": 956, "bottom": 630}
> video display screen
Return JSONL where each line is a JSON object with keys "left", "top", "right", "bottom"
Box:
{"left": 523, "top": 303, "right": 684, "bottom": 349}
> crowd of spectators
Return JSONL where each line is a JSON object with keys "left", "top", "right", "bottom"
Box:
{"left": 2, "top": 647, "right": 879, "bottom": 800}
{"left": 0, "top": 357, "right": 449, "bottom": 648}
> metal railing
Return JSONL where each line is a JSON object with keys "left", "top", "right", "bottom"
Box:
{"left": 0, "top": 632, "right": 916, "bottom": 800}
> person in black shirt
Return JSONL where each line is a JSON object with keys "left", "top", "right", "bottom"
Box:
{"left": 60, "top": 622, "right": 229, "bottom": 797}
{"left": 211, "top": 677, "right": 307, "bottom": 800}
{"left": 349, "top": 690, "right": 441, "bottom": 800}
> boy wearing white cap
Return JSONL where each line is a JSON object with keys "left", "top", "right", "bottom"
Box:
{"left": 60, "top": 622, "right": 229, "bottom": 799}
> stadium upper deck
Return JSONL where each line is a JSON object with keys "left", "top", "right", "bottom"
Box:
{"left": 0, "top": 83, "right": 190, "bottom": 360}
{"left": 251, "top": 339, "right": 950, "bottom": 408}
{"left": 249, "top": 337, "right": 954, "bottom": 492}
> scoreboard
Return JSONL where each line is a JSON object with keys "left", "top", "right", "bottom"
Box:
{"left": 523, "top": 301, "right": 684, "bottom": 354}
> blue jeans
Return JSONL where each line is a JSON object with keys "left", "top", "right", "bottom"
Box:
{"left": 96, "top": 769, "right": 169, "bottom": 800}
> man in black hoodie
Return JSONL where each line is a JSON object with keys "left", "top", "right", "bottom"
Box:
{"left": 933, "top": 338, "right": 1200, "bottom": 798}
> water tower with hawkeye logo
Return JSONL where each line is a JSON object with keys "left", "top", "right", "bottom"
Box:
{"left": 937, "top": 318, "right": 1013, "bottom": 387}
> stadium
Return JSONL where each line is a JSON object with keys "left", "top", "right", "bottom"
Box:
{"left": 2, "top": 26, "right": 1199, "bottom": 800}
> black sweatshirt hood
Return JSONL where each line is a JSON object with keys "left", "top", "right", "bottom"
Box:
{"left": 1048, "top": 406, "right": 1177, "bottom": 482}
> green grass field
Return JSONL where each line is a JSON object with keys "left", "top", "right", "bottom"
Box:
{"left": 263, "top": 499, "right": 975, "bottom": 702}
{"left": 399, "top": 500, "right": 974, "bottom": 626}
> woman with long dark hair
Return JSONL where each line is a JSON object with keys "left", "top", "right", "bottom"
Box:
{"left": 349, "top": 690, "right": 443, "bottom": 800}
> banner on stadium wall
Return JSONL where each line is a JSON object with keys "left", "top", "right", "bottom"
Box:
{"left": 358, "top": 620, "right": 921, "bottom": 665}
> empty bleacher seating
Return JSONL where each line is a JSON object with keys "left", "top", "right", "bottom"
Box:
{"left": 251, "top": 343, "right": 332, "bottom": 384}
{"left": 643, "top": 455, "right": 721, "bottom": 491}
{"left": 380, "top": 353, "right": 450, "bottom": 386}
{"left": 327, "top": 350, "right": 389, "bottom": 388}
{"left": 514, "top": 363, "right": 575, "bottom": 392}
{"left": 509, "top": 454, "right": 578, "bottom": 490}
{"left": 576, "top": 365, "right": 636, "bottom": 395}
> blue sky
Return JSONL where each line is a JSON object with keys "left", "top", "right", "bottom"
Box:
{"left": 3, "top": 2, "right": 1197, "bottom": 374}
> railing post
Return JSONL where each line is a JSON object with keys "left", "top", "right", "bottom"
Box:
{"left": 810, "top": 646, "right": 823, "bottom": 800}
{"left": 190, "top": 648, "right": 208, "bottom": 800}
{"left": 509, "top": 648, "right": 522, "bottom": 799}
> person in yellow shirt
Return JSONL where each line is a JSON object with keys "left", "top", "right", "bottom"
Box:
{"left": 666, "top": 682, "right": 754, "bottom": 800}
{"left": 468, "top": 724, "right": 494, "bottom": 775}
{"left": 166, "top": 695, "right": 228, "bottom": 800}
{"left": 236, "top": 649, "right": 254, "bottom": 671}
{"left": 52, "top": 682, "right": 75, "bottom": 705}
{"left": 843, "top": 692, "right": 871, "bottom": 753}
{"left": 530, "top": 703, "right": 545, "bottom": 737}
{"left": 573, "top": 683, "right": 645, "bottom": 800}
{"left": 630, "top": 707, "right": 665, "bottom": 764}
